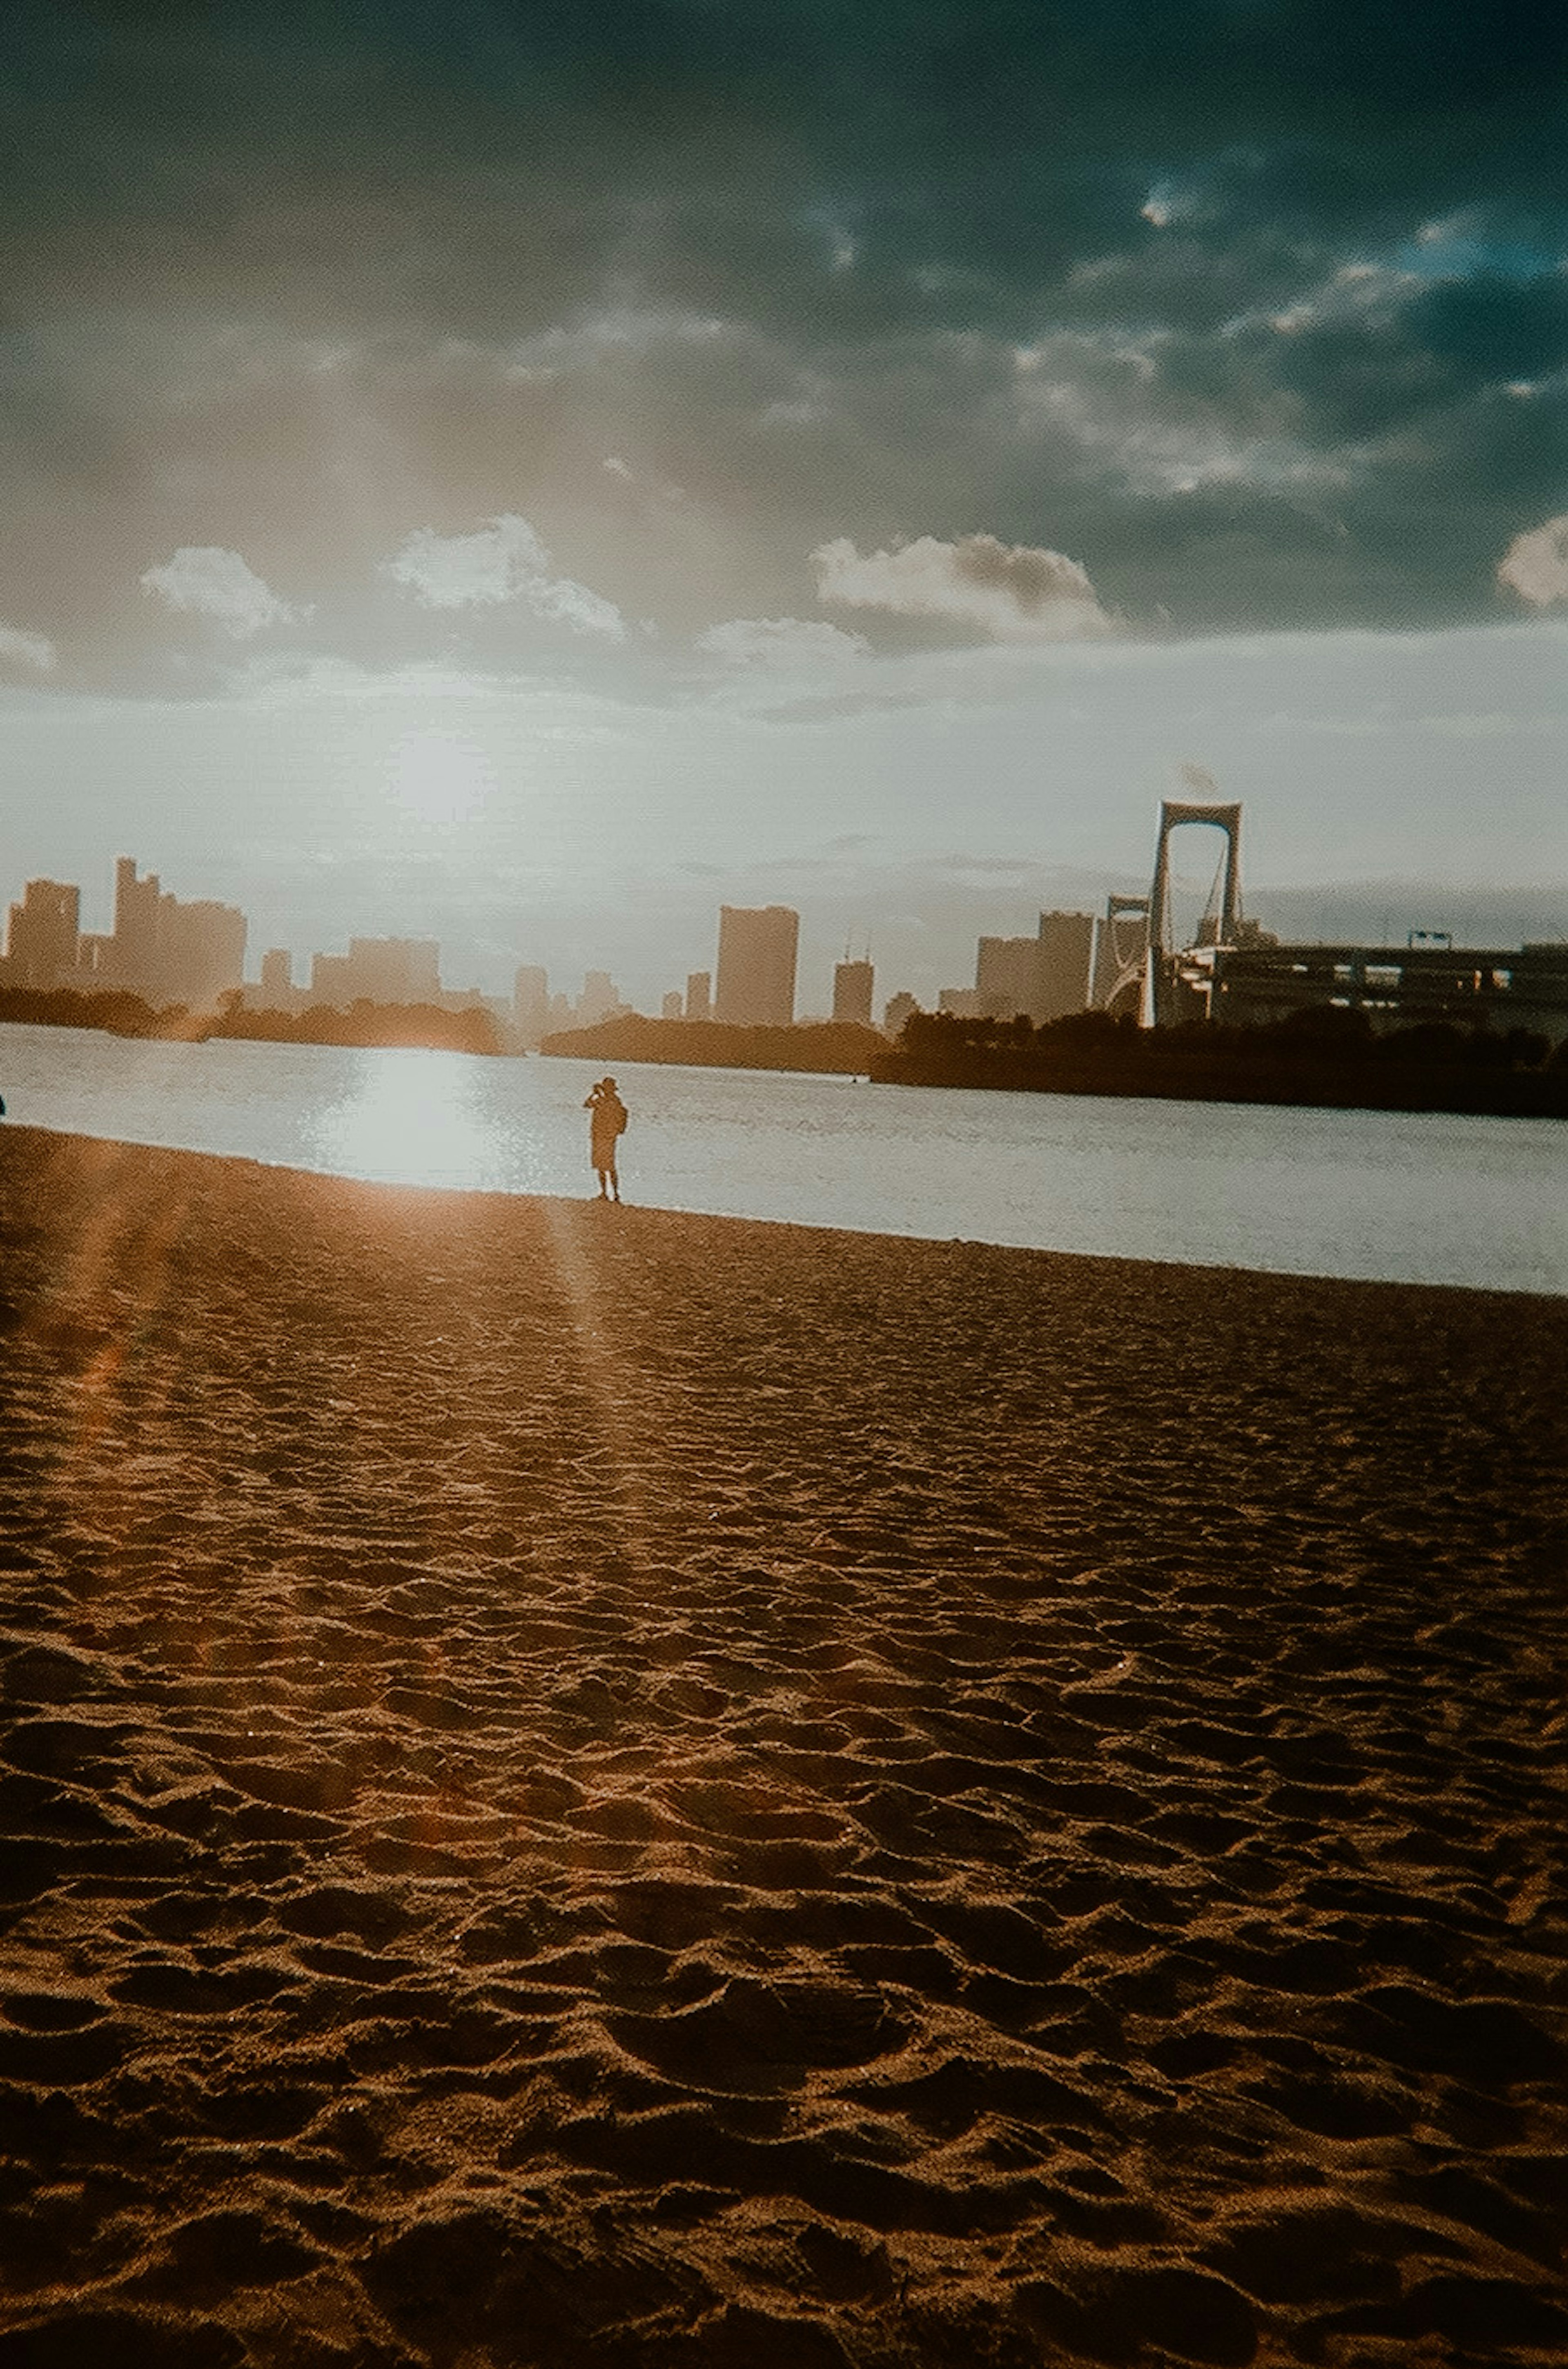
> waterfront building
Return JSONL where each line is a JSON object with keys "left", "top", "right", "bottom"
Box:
{"left": 832, "top": 958, "right": 875, "bottom": 1027}
{"left": 513, "top": 965, "right": 549, "bottom": 1047}
{"left": 971, "top": 911, "right": 1096, "bottom": 1024}
{"left": 662, "top": 990, "right": 684, "bottom": 1021}
{"left": 112, "top": 857, "right": 161, "bottom": 992}
{"left": 107, "top": 858, "right": 245, "bottom": 1009}
{"left": 578, "top": 969, "right": 619, "bottom": 1027}
{"left": 685, "top": 970, "right": 711, "bottom": 1024}
{"left": 259, "top": 950, "right": 294, "bottom": 1005}
{"left": 714, "top": 905, "right": 798, "bottom": 1028}
{"left": 883, "top": 990, "right": 919, "bottom": 1036}
{"left": 310, "top": 936, "right": 441, "bottom": 1009}
{"left": 5, "top": 879, "right": 80, "bottom": 988}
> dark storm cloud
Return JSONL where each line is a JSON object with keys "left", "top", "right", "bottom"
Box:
{"left": 1, "top": 0, "right": 1564, "bottom": 681}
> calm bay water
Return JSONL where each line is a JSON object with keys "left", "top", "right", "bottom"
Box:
{"left": 2, "top": 1021, "right": 1562, "bottom": 1294}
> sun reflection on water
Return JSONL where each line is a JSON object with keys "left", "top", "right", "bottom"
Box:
{"left": 312, "top": 1048, "right": 499, "bottom": 1189}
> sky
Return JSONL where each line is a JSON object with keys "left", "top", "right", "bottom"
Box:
{"left": 1, "top": 0, "right": 1565, "bottom": 1008}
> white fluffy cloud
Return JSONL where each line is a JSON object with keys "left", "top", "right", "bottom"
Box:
{"left": 1497, "top": 515, "right": 1568, "bottom": 609}
{"left": 0, "top": 622, "right": 57, "bottom": 672}
{"left": 383, "top": 513, "right": 626, "bottom": 641}
{"left": 814, "top": 531, "right": 1113, "bottom": 642}
{"left": 140, "top": 547, "right": 305, "bottom": 638}
{"left": 697, "top": 617, "right": 870, "bottom": 670}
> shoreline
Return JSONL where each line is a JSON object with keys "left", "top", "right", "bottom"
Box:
{"left": 5, "top": 1118, "right": 1563, "bottom": 1304}
{"left": 4, "top": 1127, "right": 1566, "bottom": 2365}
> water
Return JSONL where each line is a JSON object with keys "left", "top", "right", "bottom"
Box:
{"left": 2, "top": 1022, "right": 1563, "bottom": 1294}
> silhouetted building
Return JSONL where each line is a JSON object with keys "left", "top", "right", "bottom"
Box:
{"left": 513, "top": 964, "right": 549, "bottom": 1047}
{"left": 578, "top": 969, "right": 619, "bottom": 1027}
{"left": 1036, "top": 911, "right": 1096, "bottom": 1019}
{"left": 5, "top": 879, "right": 80, "bottom": 988}
{"left": 159, "top": 898, "right": 247, "bottom": 1010}
{"left": 715, "top": 905, "right": 798, "bottom": 1027}
{"left": 685, "top": 970, "right": 711, "bottom": 1023}
{"left": 938, "top": 988, "right": 984, "bottom": 1017}
{"left": 833, "top": 958, "right": 874, "bottom": 1027}
{"left": 112, "top": 858, "right": 162, "bottom": 992}
{"left": 106, "top": 858, "right": 245, "bottom": 1009}
{"left": 976, "top": 934, "right": 1039, "bottom": 1022}
{"left": 662, "top": 990, "right": 684, "bottom": 1021}
{"left": 973, "top": 911, "right": 1096, "bottom": 1024}
{"left": 883, "top": 990, "right": 919, "bottom": 1036}
{"left": 311, "top": 935, "right": 440, "bottom": 1008}
{"left": 259, "top": 950, "right": 294, "bottom": 1004}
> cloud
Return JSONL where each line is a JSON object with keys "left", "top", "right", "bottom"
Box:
{"left": 0, "top": 623, "right": 57, "bottom": 672}
{"left": 814, "top": 533, "right": 1114, "bottom": 642}
{"left": 1497, "top": 515, "right": 1568, "bottom": 608}
{"left": 697, "top": 617, "right": 870, "bottom": 669}
{"left": 383, "top": 514, "right": 626, "bottom": 640}
{"left": 140, "top": 547, "right": 305, "bottom": 638}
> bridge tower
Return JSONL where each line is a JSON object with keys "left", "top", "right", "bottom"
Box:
{"left": 1091, "top": 892, "right": 1151, "bottom": 1015}
{"left": 1146, "top": 799, "right": 1242, "bottom": 1026}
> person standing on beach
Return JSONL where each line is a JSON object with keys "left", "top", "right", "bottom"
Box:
{"left": 584, "top": 1075, "right": 627, "bottom": 1202}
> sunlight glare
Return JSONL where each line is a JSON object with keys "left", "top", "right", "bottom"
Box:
{"left": 388, "top": 727, "right": 494, "bottom": 825}
{"left": 315, "top": 1048, "right": 497, "bottom": 1187}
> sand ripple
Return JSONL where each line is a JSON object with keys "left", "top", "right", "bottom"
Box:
{"left": 2, "top": 1129, "right": 1566, "bottom": 2365}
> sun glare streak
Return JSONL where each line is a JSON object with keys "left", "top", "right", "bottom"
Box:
{"left": 388, "top": 727, "right": 494, "bottom": 824}
{"left": 541, "top": 1198, "right": 654, "bottom": 1581}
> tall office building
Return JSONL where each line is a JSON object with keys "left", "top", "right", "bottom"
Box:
{"left": 112, "top": 857, "right": 162, "bottom": 992}
{"left": 311, "top": 936, "right": 441, "bottom": 1008}
{"left": 108, "top": 859, "right": 245, "bottom": 1008}
{"left": 976, "top": 934, "right": 1040, "bottom": 1021}
{"left": 685, "top": 970, "right": 711, "bottom": 1024}
{"left": 714, "top": 905, "right": 798, "bottom": 1027}
{"left": 259, "top": 949, "right": 294, "bottom": 1004}
{"left": 1036, "top": 910, "right": 1097, "bottom": 1020}
{"left": 974, "top": 911, "right": 1097, "bottom": 1023}
{"left": 5, "top": 880, "right": 80, "bottom": 987}
{"left": 832, "top": 958, "right": 874, "bottom": 1026}
{"left": 159, "top": 898, "right": 247, "bottom": 1009}
{"left": 578, "top": 969, "right": 619, "bottom": 1027}
{"left": 513, "top": 964, "right": 549, "bottom": 1046}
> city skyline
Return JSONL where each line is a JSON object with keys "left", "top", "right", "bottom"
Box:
{"left": 9, "top": 815, "right": 1568, "bottom": 1041}
{"left": 0, "top": 7, "right": 1562, "bottom": 1002}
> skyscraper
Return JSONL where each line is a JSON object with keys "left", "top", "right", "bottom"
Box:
{"left": 310, "top": 936, "right": 441, "bottom": 1008}
{"left": 112, "top": 857, "right": 161, "bottom": 992}
{"left": 714, "top": 906, "right": 798, "bottom": 1027}
{"left": 513, "top": 964, "right": 549, "bottom": 1046}
{"left": 974, "top": 911, "right": 1097, "bottom": 1023}
{"left": 832, "top": 958, "right": 874, "bottom": 1026}
{"left": 5, "top": 880, "right": 80, "bottom": 987}
{"left": 685, "top": 970, "right": 711, "bottom": 1023}
{"left": 1035, "top": 911, "right": 1096, "bottom": 1020}
{"left": 259, "top": 949, "right": 294, "bottom": 1004}
{"left": 578, "top": 969, "right": 619, "bottom": 1026}
{"left": 109, "top": 859, "right": 245, "bottom": 1008}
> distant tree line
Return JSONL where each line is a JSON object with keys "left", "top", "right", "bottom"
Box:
{"left": 875, "top": 1008, "right": 1568, "bottom": 1118}
{"left": 540, "top": 1015, "right": 888, "bottom": 1074}
{"left": 0, "top": 985, "right": 501, "bottom": 1057}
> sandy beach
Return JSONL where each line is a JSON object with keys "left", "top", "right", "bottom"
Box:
{"left": 2, "top": 1124, "right": 1565, "bottom": 2367}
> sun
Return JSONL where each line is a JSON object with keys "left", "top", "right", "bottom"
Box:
{"left": 387, "top": 727, "right": 494, "bottom": 825}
